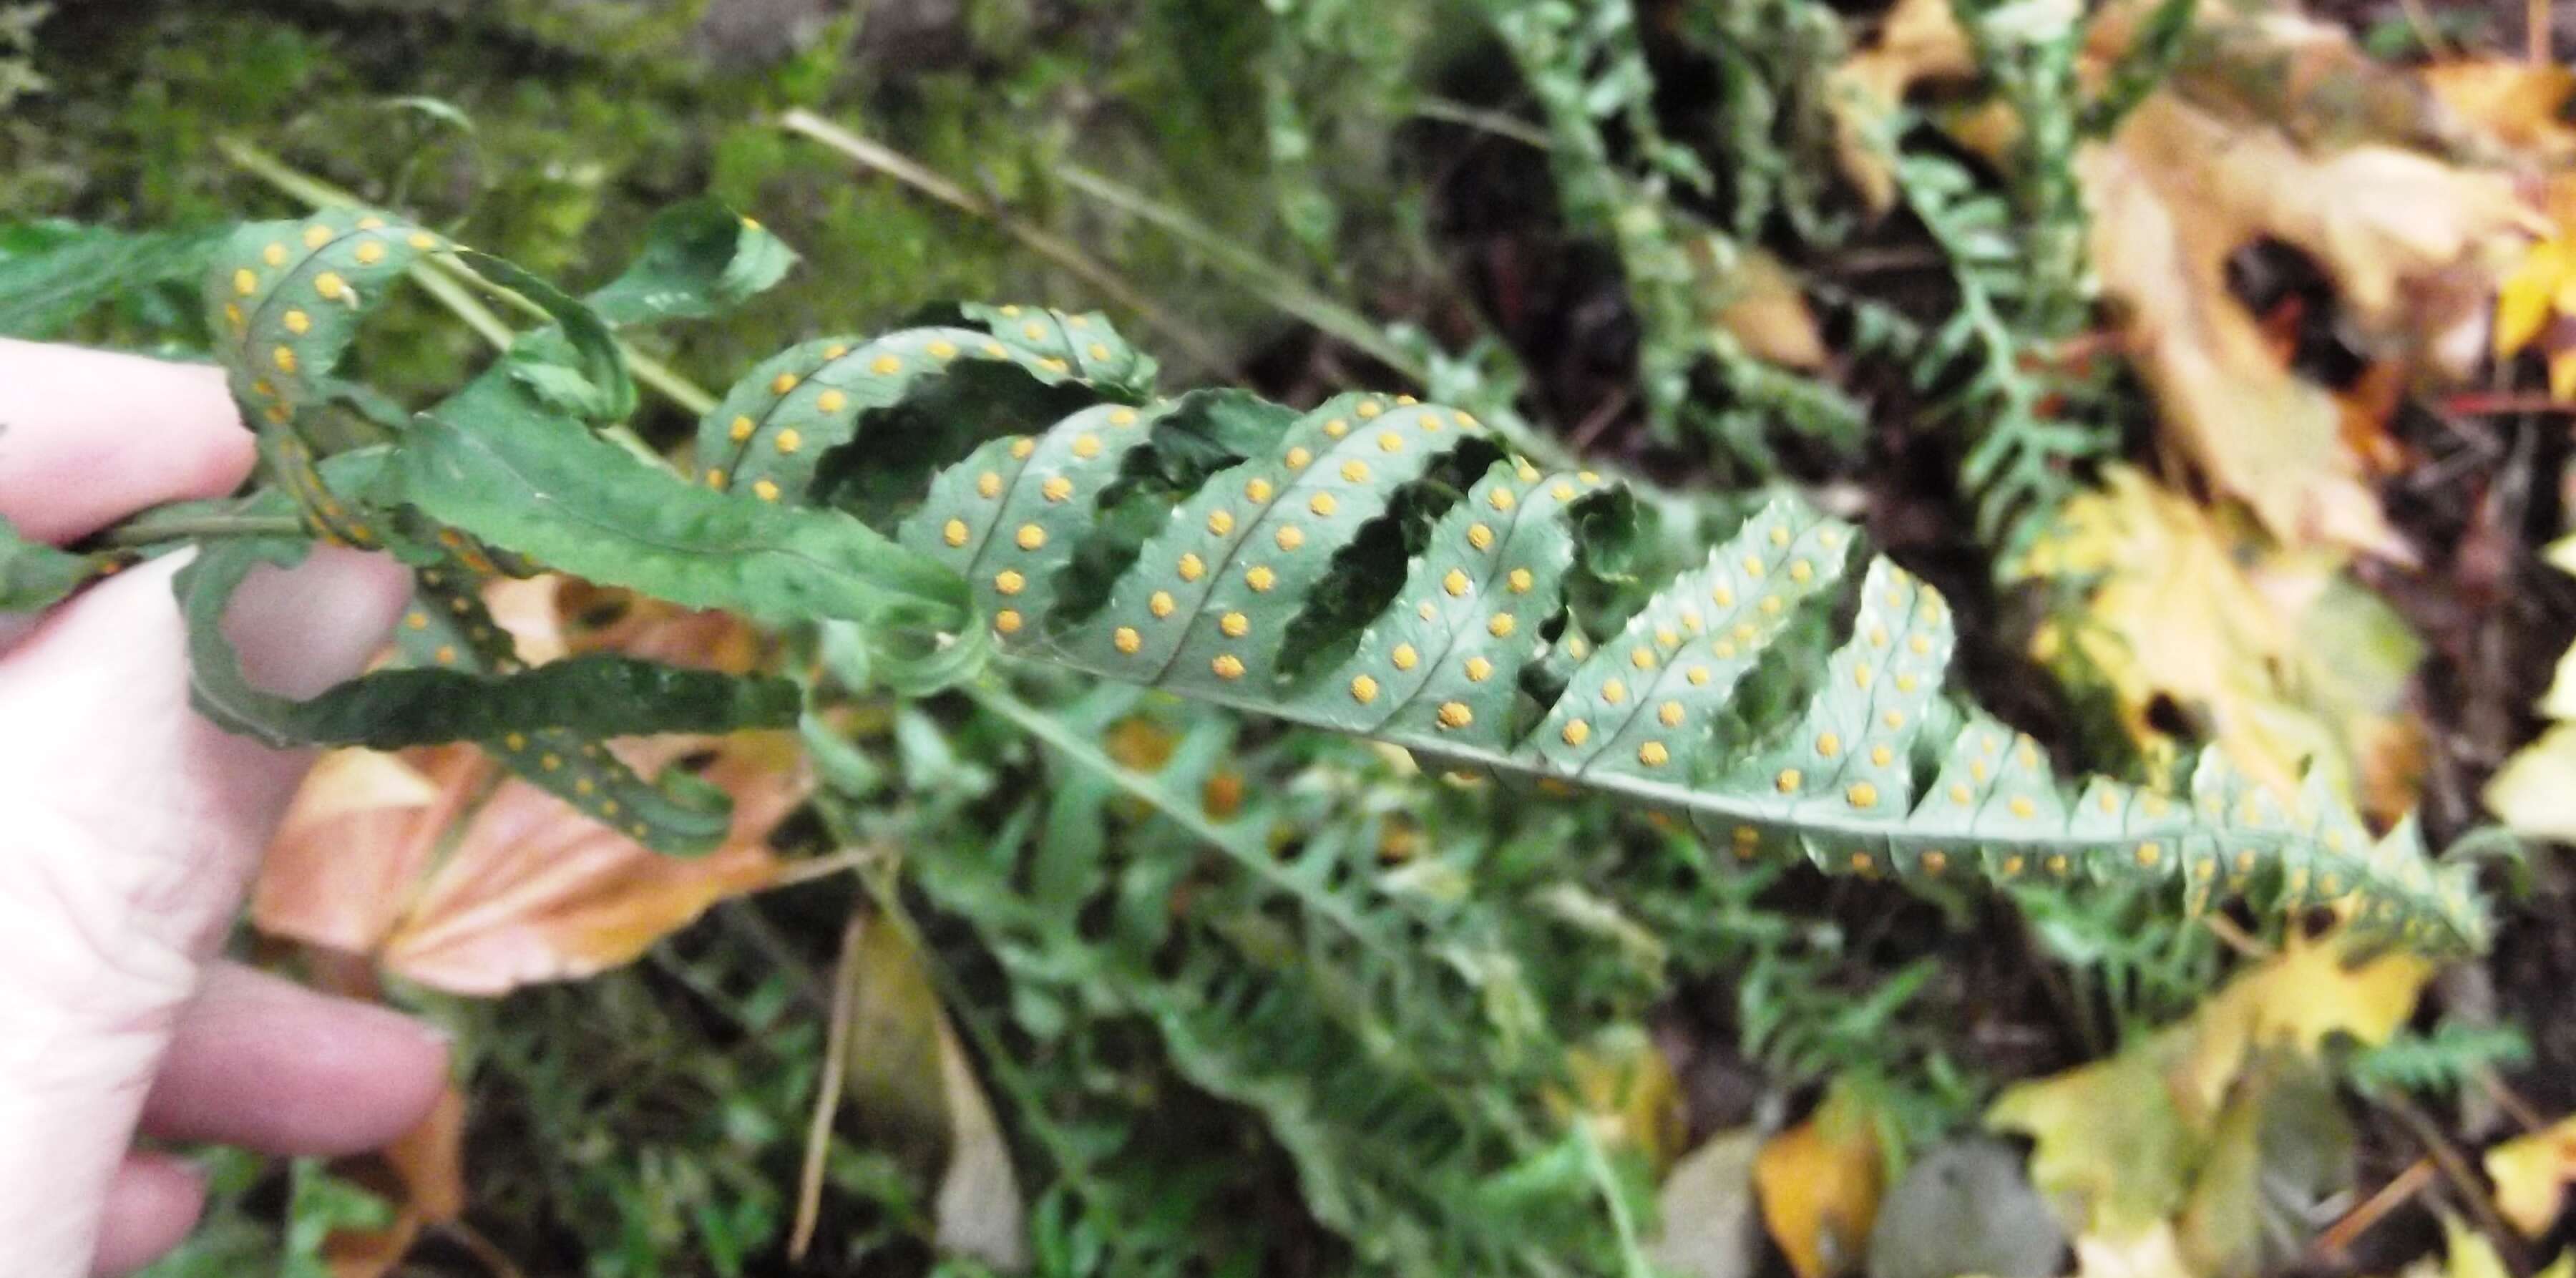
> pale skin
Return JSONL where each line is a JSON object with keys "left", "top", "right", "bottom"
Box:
{"left": 0, "top": 338, "right": 449, "bottom": 1276}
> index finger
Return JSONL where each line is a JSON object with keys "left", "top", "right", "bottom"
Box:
{"left": 0, "top": 338, "right": 258, "bottom": 545}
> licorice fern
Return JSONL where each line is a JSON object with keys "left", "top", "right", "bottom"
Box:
{"left": 31, "top": 203, "right": 2484, "bottom": 953}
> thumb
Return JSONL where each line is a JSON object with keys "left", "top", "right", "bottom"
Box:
{"left": 0, "top": 545, "right": 409, "bottom": 1277}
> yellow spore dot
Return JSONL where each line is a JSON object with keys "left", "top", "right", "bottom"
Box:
{"left": 2009, "top": 796, "right": 2037, "bottom": 819}
{"left": 1042, "top": 477, "right": 1075, "bottom": 502}
{"left": 1350, "top": 674, "right": 1380, "bottom": 703}
{"left": 224, "top": 303, "right": 245, "bottom": 331}
{"left": 354, "top": 240, "right": 386, "bottom": 265}
{"left": 1274, "top": 525, "right": 1305, "bottom": 551}
{"left": 995, "top": 609, "right": 1025, "bottom": 634}
{"left": 1418, "top": 602, "right": 1438, "bottom": 620}
{"left": 1467, "top": 523, "right": 1494, "bottom": 550}
{"left": 1658, "top": 701, "right": 1684, "bottom": 727}
{"left": 994, "top": 570, "right": 1025, "bottom": 595}
{"left": 1206, "top": 509, "right": 1235, "bottom": 535}
{"left": 1071, "top": 434, "right": 1103, "bottom": 459}
{"left": 976, "top": 471, "right": 1004, "bottom": 498}
{"left": 872, "top": 355, "right": 902, "bottom": 375}
{"left": 1921, "top": 850, "right": 1948, "bottom": 874}
{"left": 942, "top": 518, "right": 969, "bottom": 547}
{"left": 1358, "top": 401, "right": 1385, "bottom": 419}
{"left": 540, "top": 753, "right": 562, "bottom": 771}
{"left": 1488, "top": 613, "right": 1516, "bottom": 638}
{"left": 1150, "top": 591, "right": 1176, "bottom": 618}
{"left": 1022, "top": 321, "right": 1046, "bottom": 341}
{"left": 1220, "top": 611, "right": 1250, "bottom": 638}
{"left": 1910, "top": 634, "right": 1933, "bottom": 655}
{"left": 775, "top": 429, "right": 803, "bottom": 454}
{"left": 1465, "top": 657, "right": 1494, "bottom": 682}
{"left": 404, "top": 611, "right": 429, "bottom": 630}
{"left": 753, "top": 479, "right": 781, "bottom": 502}
{"left": 1852, "top": 664, "right": 1873, "bottom": 688}
{"left": 1883, "top": 709, "right": 1906, "bottom": 728}
{"left": 1847, "top": 782, "right": 1878, "bottom": 809}
{"left": 1770, "top": 526, "right": 1791, "bottom": 547}
{"left": 303, "top": 225, "right": 333, "bottom": 249}
{"left": 1377, "top": 431, "right": 1403, "bottom": 453}
{"left": 1654, "top": 626, "right": 1679, "bottom": 648}
{"left": 729, "top": 416, "right": 756, "bottom": 442}
{"left": 1324, "top": 418, "right": 1350, "bottom": 438}
{"left": 1437, "top": 701, "right": 1473, "bottom": 729}
{"left": 314, "top": 272, "right": 348, "bottom": 301}
{"left": 2137, "top": 842, "right": 2163, "bottom": 867}
{"left": 1443, "top": 569, "right": 1471, "bottom": 597}
{"left": 1212, "top": 654, "right": 1246, "bottom": 680}
{"left": 1630, "top": 647, "right": 1655, "bottom": 670}
{"left": 1759, "top": 596, "right": 1782, "bottom": 616}
{"left": 1245, "top": 566, "right": 1277, "bottom": 592}
{"left": 1562, "top": 719, "right": 1592, "bottom": 746}
{"left": 1178, "top": 553, "right": 1205, "bottom": 581}
{"left": 1396, "top": 394, "right": 1418, "bottom": 405}
{"left": 1508, "top": 568, "right": 1533, "bottom": 594}
{"left": 1776, "top": 768, "right": 1802, "bottom": 793}
{"left": 262, "top": 243, "right": 288, "bottom": 266}
{"left": 233, "top": 268, "right": 259, "bottom": 296}
{"left": 1817, "top": 732, "right": 1841, "bottom": 758}
{"left": 1285, "top": 447, "right": 1312, "bottom": 469}
{"left": 1687, "top": 665, "right": 1711, "bottom": 686}
{"left": 1639, "top": 741, "right": 1670, "bottom": 767}
{"left": 814, "top": 390, "right": 847, "bottom": 414}
{"left": 283, "top": 310, "right": 311, "bottom": 335}
{"left": 357, "top": 217, "right": 386, "bottom": 230}
{"left": 1114, "top": 626, "right": 1143, "bottom": 653}
{"left": 771, "top": 373, "right": 800, "bottom": 394}
{"left": 409, "top": 232, "right": 438, "bottom": 250}
{"left": 1789, "top": 559, "right": 1813, "bottom": 582}
{"left": 434, "top": 644, "right": 457, "bottom": 664}
{"left": 929, "top": 340, "right": 957, "bottom": 360}
{"left": 706, "top": 468, "right": 728, "bottom": 490}
{"left": 1488, "top": 487, "right": 1516, "bottom": 511}
{"left": 272, "top": 346, "right": 297, "bottom": 373}
{"left": 1015, "top": 524, "right": 1048, "bottom": 550}
{"left": 1245, "top": 478, "right": 1274, "bottom": 502}
{"left": 1342, "top": 460, "right": 1371, "bottom": 482}
{"left": 1551, "top": 482, "right": 1576, "bottom": 501}
{"left": 1870, "top": 745, "right": 1893, "bottom": 766}
{"left": 1516, "top": 461, "right": 1541, "bottom": 482}
{"left": 983, "top": 342, "right": 1008, "bottom": 358}
{"left": 602, "top": 800, "right": 620, "bottom": 816}
{"left": 1309, "top": 492, "right": 1338, "bottom": 517}
{"left": 1711, "top": 585, "right": 1735, "bottom": 608}
{"left": 1392, "top": 643, "right": 1420, "bottom": 670}
{"left": 1741, "top": 556, "right": 1765, "bottom": 577}
{"left": 1011, "top": 438, "right": 1038, "bottom": 460}
{"left": 1109, "top": 408, "right": 1138, "bottom": 427}
{"left": 1088, "top": 343, "right": 1111, "bottom": 360}
{"left": 1601, "top": 678, "right": 1626, "bottom": 704}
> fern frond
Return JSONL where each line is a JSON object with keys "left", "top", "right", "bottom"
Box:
{"left": 819, "top": 326, "right": 2476, "bottom": 955}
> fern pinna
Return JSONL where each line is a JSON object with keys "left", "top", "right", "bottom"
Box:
{"left": 16, "top": 203, "right": 2481, "bottom": 956}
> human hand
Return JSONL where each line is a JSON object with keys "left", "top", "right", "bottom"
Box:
{"left": 0, "top": 338, "right": 448, "bottom": 1276}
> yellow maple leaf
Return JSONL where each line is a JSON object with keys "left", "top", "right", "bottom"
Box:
{"left": 2012, "top": 467, "right": 2424, "bottom": 819}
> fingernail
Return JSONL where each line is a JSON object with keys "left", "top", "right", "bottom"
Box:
{"left": 221, "top": 547, "right": 414, "bottom": 698}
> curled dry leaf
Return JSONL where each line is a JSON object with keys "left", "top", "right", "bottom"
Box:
{"left": 2482, "top": 537, "right": 2576, "bottom": 839}
{"left": 318, "top": 1084, "right": 469, "bottom": 1278}
{"left": 253, "top": 577, "right": 811, "bottom": 995}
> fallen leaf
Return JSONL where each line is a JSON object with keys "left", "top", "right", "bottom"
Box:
{"left": 1558, "top": 1029, "right": 1688, "bottom": 1176}
{"left": 2410, "top": 1214, "right": 2576, "bottom": 1278}
{"left": 2072, "top": 1221, "right": 2196, "bottom": 1278}
{"left": 2013, "top": 467, "right": 2425, "bottom": 818}
{"left": 1833, "top": 1, "right": 2542, "bottom": 555}
{"left": 1692, "top": 240, "right": 1828, "bottom": 370}
{"left": 2484, "top": 1114, "right": 2576, "bottom": 1238}
{"left": 321, "top": 1085, "right": 468, "bottom": 1278}
{"left": 1991, "top": 931, "right": 2426, "bottom": 1247}
{"left": 1755, "top": 1083, "right": 1887, "bottom": 1278}
{"left": 1650, "top": 1128, "right": 1764, "bottom": 1278}
{"left": 2482, "top": 537, "right": 2576, "bottom": 839}
{"left": 2175, "top": 1050, "right": 2354, "bottom": 1278}
{"left": 2422, "top": 62, "right": 2576, "bottom": 165}
{"left": 1866, "top": 1137, "right": 2067, "bottom": 1278}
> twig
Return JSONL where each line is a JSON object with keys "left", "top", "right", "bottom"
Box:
{"left": 759, "top": 844, "right": 889, "bottom": 892}
{"left": 776, "top": 109, "right": 1230, "bottom": 378}
{"left": 1413, "top": 96, "right": 1554, "bottom": 150}
{"left": 2198, "top": 913, "right": 2273, "bottom": 960}
{"left": 2533, "top": 0, "right": 2554, "bottom": 64}
{"left": 2379, "top": 1088, "right": 2538, "bottom": 1277}
{"left": 2439, "top": 393, "right": 2576, "bottom": 417}
{"left": 790, "top": 906, "right": 869, "bottom": 1261}
{"left": 2312, "top": 1159, "right": 2435, "bottom": 1261}
{"left": 430, "top": 1219, "right": 529, "bottom": 1278}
